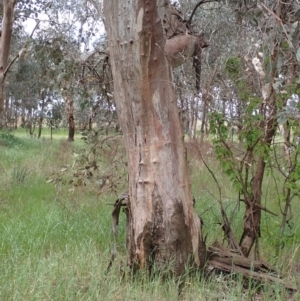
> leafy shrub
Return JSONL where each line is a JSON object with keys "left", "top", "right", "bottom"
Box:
{"left": 0, "top": 131, "right": 22, "bottom": 148}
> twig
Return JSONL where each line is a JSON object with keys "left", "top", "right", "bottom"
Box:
{"left": 258, "top": 2, "right": 293, "bottom": 49}
{"left": 187, "top": 0, "right": 221, "bottom": 26}
{"left": 105, "top": 193, "right": 129, "bottom": 274}
{"left": 29, "top": 20, "right": 41, "bottom": 38}
{"left": 3, "top": 54, "right": 19, "bottom": 78}
{"left": 256, "top": 204, "right": 277, "bottom": 217}
{"left": 192, "top": 141, "right": 242, "bottom": 253}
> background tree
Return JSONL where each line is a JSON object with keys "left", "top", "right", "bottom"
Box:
{"left": 0, "top": 0, "right": 17, "bottom": 113}
{"left": 0, "top": 0, "right": 50, "bottom": 115}
{"left": 204, "top": 0, "right": 300, "bottom": 257}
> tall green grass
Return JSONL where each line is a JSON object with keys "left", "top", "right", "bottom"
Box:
{"left": 0, "top": 131, "right": 299, "bottom": 300}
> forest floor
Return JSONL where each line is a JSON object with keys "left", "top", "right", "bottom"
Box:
{"left": 0, "top": 129, "right": 299, "bottom": 301}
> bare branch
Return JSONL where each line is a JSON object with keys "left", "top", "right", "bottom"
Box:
{"left": 3, "top": 52, "right": 18, "bottom": 77}
{"left": 29, "top": 20, "right": 40, "bottom": 38}
{"left": 258, "top": 2, "right": 293, "bottom": 49}
{"left": 3, "top": 21, "right": 40, "bottom": 78}
{"left": 187, "top": 0, "right": 221, "bottom": 26}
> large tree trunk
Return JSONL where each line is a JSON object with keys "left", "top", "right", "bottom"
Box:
{"left": 0, "top": 0, "right": 16, "bottom": 113}
{"left": 104, "top": 0, "right": 206, "bottom": 275}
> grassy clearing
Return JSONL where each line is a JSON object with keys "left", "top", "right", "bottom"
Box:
{"left": 0, "top": 130, "right": 299, "bottom": 300}
{"left": 11, "top": 127, "right": 76, "bottom": 140}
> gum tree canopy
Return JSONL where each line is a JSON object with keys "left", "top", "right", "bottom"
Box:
{"left": 103, "top": 0, "right": 206, "bottom": 274}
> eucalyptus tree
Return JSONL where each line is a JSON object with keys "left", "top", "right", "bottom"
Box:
{"left": 0, "top": 0, "right": 50, "bottom": 115}
{"left": 0, "top": 0, "right": 17, "bottom": 114}
{"left": 104, "top": 0, "right": 209, "bottom": 275}
{"left": 7, "top": 52, "right": 42, "bottom": 134}
{"left": 166, "top": 0, "right": 300, "bottom": 259}
{"left": 204, "top": 0, "right": 300, "bottom": 257}
{"left": 33, "top": 0, "right": 106, "bottom": 140}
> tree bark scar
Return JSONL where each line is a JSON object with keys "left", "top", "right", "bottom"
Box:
{"left": 135, "top": 183, "right": 164, "bottom": 272}
{"left": 169, "top": 199, "right": 193, "bottom": 274}
{"left": 151, "top": 182, "right": 165, "bottom": 265}
{"left": 136, "top": 221, "right": 152, "bottom": 269}
{"left": 136, "top": 7, "right": 144, "bottom": 33}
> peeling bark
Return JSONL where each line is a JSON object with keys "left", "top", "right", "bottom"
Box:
{"left": 104, "top": 0, "right": 206, "bottom": 275}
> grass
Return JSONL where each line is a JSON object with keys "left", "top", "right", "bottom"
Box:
{"left": 0, "top": 130, "right": 299, "bottom": 300}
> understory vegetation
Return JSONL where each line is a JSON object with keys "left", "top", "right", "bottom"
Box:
{"left": 0, "top": 129, "right": 299, "bottom": 301}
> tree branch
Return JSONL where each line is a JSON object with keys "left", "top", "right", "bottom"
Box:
{"left": 187, "top": 0, "right": 220, "bottom": 26}
{"left": 258, "top": 2, "right": 293, "bottom": 49}
{"left": 29, "top": 20, "right": 40, "bottom": 38}
{"left": 3, "top": 53, "right": 18, "bottom": 77}
{"left": 3, "top": 21, "right": 40, "bottom": 78}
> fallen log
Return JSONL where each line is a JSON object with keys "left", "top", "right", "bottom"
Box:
{"left": 207, "top": 242, "right": 297, "bottom": 292}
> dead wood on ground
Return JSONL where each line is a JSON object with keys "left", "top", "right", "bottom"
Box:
{"left": 207, "top": 242, "right": 297, "bottom": 292}
{"left": 107, "top": 195, "right": 298, "bottom": 294}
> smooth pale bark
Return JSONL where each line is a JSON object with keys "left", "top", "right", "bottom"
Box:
{"left": 104, "top": 0, "right": 206, "bottom": 274}
{"left": 0, "top": 0, "right": 17, "bottom": 113}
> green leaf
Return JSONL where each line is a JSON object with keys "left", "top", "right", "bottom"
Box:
{"left": 57, "top": 72, "right": 67, "bottom": 83}
{"left": 278, "top": 116, "right": 288, "bottom": 125}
